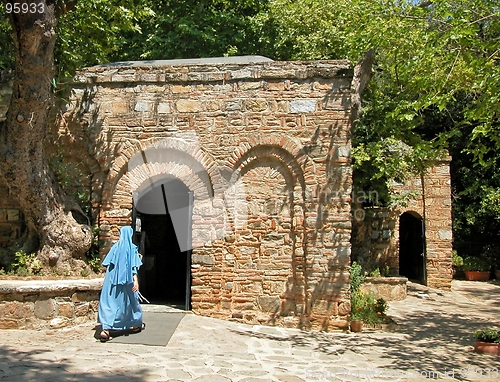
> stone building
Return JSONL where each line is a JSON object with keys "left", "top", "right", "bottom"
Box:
{"left": 351, "top": 157, "right": 453, "bottom": 290}
{"left": 54, "top": 56, "right": 355, "bottom": 330}
{"left": 0, "top": 56, "right": 453, "bottom": 330}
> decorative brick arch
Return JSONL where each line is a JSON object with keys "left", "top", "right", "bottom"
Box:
{"left": 99, "top": 138, "right": 224, "bottom": 247}
{"left": 115, "top": 160, "right": 204, "bottom": 204}
{"left": 228, "top": 135, "right": 308, "bottom": 172}
{"left": 230, "top": 143, "right": 306, "bottom": 189}
{"left": 48, "top": 135, "right": 104, "bottom": 175}
{"left": 227, "top": 142, "right": 318, "bottom": 318}
{"left": 102, "top": 138, "right": 221, "bottom": 209}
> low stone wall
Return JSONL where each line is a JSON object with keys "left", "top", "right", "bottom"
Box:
{"left": 0, "top": 278, "right": 103, "bottom": 329}
{"left": 360, "top": 276, "right": 407, "bottom": 301}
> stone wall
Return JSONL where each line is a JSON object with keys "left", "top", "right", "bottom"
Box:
{"left": 0, "top": 279, "right": 102, "bottom": 329}
{"left": 418, "top": 158, "right": 454, "bottom": 289}
{"left": 50, "top": 58, "right": 356, "bottom": 330}
{"left": 360, "top": 277, "right": 407, "bottom": 301}
{"left": 351, "top": 207, "right": 400, "bottom": 275}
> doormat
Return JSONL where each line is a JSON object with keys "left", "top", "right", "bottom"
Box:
{"left": 98, "top": 312, "right": 185, "bottom": 346}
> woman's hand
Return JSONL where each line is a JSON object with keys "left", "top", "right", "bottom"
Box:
{"left": 132, "top": 274, "right": 139, "bottom": 292}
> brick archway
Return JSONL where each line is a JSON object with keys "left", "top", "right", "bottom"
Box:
{"left": 102, "top": 137, "right": 222, "bottom": 208}
{"left": 99, "top": 138, "right": 222, "bottom": 247}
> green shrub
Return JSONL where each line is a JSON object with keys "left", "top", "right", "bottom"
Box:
{"left": 86, "top": 225, "right": 103, "bottom": 274}
{"left": 350, "top": 290, "right": 388, "bottom": 325}
{"left": 350, "top": 261, "right": 388, "bottom": 325}
{"left": 452, "top": 251, "right": 463, "bottom": 268}
{"left": 463, "top": 256, "right": 490, "bottom": 272}
{"left": 349, "top": 262, "right": 365, "bottom": 292}
{"left": 473, "top": 329, "right": 500, "bottom": 343}
{"left": 350, "top": 290, "right": 366, "bottom": 321}
{"left": 381, "top": 265, "right": 390, "bottom": 277}
{"left": 87, "top": 253, "right": 102, "bottom": 274}
{"left": 367, "top": 265, "right": 391, "bottom": 277}
{"left": 11, "top": 250, "right": 42, "bottom": 275}
{"left": 374, "top": 298, "right": 388, "bottom": 315}
{"left": 357, "top": 293, "right": 387, "bottom": 325}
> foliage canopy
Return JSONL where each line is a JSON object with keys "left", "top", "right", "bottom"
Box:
{"left": 0, "top": 0, "right": 498, "bottom": 250}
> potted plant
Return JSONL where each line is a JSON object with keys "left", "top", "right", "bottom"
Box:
{"left": 473, "top": 329, "right": 500, "bottom": 355}
{"left": 349, "top": 290, "right": 365, "bottom": 332}
{"left": 462, "top": 256, "right": 491, "bottom": 281}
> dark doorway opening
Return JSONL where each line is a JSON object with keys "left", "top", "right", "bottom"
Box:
{"left": 132, "top": 178, "right": 192, "bottom": 310}
{"left": 399, "top": 211, "right": 426, "bottom": 284}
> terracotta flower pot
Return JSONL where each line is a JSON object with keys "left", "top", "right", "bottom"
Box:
{"left": 464, "top": 271, "right": 491, "bottom": 281}
{"left": 350, "top": 320, "right": 363, "bottom": 333}
{"left": 495, "top": 269, "right": 500, "bottom": 280}
{"left": 474, "top": 341, "right": 500, "bottom": 355}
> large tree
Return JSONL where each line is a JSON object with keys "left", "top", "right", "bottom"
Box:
{"left": 0, "top": 0, "right": 148, "bottom": 272}
{"left": 0, "top": 0, "right": 93, "bottom": 272}
{"left": 256, "top": 0, "right": 500, "bottom": 247}
{"left": 1, "top": 0, "right": 498, "bottom": 270}
{"left": 112, "top": 0, "right": 267, "bottom": 61}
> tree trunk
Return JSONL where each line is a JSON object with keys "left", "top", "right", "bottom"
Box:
{"left": 0, "top": 0, "right": 91, "bottom": 272}
{"left": 350, "top": 49, "right": 375, "bottom": 126}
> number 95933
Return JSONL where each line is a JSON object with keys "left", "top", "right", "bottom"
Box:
{"left": 5, "top": 3, "right": 45, "bottom": 14}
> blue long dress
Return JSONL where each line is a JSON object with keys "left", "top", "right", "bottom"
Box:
{"left": 98, "top": 226, "right": 143, "bottom": 330}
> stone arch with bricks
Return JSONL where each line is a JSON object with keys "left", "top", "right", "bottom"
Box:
{"left": 100, "top": 137, "right": 223, "bottom": 245}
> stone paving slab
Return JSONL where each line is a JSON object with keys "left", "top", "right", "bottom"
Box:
{"left": 0, "top": 280, "right": 499, "bottom": 381}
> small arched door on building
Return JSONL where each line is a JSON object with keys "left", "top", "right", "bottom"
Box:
{"left": 399, "top": 211, "right": 426, "bottom": 284}
{"left": 132, "top": 177, "right": 193, "bottom": 310}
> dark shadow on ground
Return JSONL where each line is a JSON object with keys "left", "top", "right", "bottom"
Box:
{"left": 0, "top": 344, "right": 150, "bottom": 381}
{"left": 453, "top": 280, "right": 500, "bottom": 302}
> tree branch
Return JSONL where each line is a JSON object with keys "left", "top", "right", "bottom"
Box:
{"left": 56, "top": 1, "right": 78, "bottom": 17}
{"left": 418, "top": 1, "right": 433, "bottom": 7}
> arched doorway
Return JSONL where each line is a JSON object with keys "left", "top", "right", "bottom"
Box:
{"left": 132, "top": 177, "right": 193, "bottom": 310}
{"left": 399, "top": 211, "right": 426, "bottom": 284}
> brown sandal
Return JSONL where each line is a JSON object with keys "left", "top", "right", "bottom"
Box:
{"left": 131, "top": 323, "right": 146, "bottom": 333}
{"left": 100, "top": 330, "right": 112, "bottom": 342}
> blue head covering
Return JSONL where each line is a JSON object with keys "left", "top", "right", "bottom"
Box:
{"left": 102, "top": 226, "right": 142, "bottom": 285}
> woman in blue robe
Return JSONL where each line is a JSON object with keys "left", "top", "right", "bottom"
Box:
{"left": 98, "top": 226, "right": 144, "bottom": 342}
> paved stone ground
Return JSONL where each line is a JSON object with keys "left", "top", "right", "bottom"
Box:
{"left": 0, "top": 280, "right": 499, "bottom": 381}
